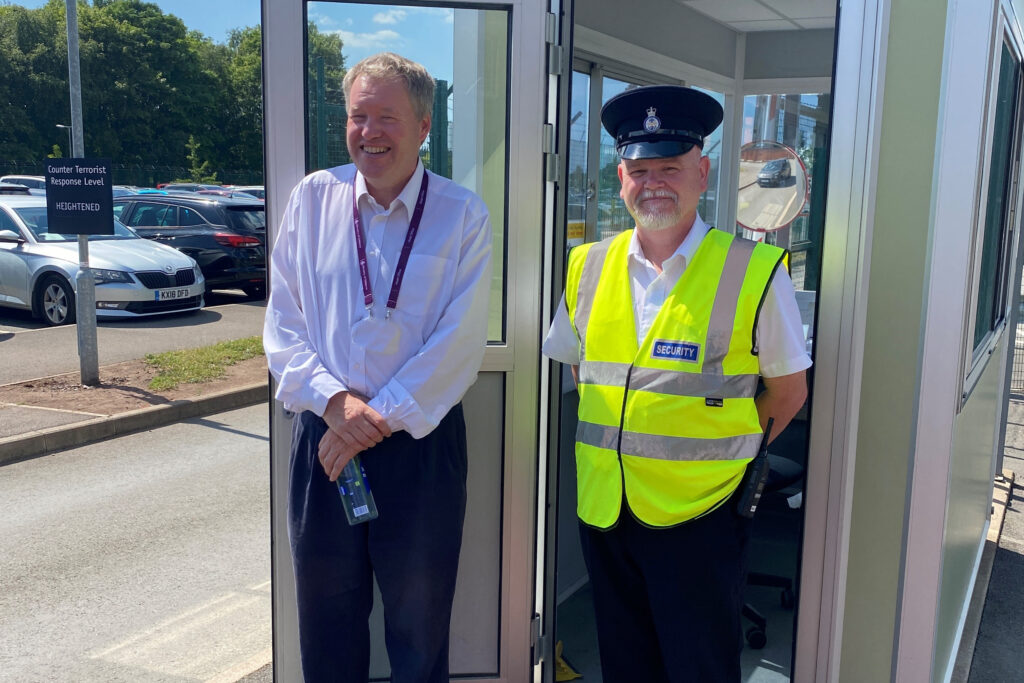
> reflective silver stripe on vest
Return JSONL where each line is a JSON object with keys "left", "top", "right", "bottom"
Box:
{"left": 621, "top": 430, "right": 762, "bottom": 461}
{"left": 576, "top": 419, "right": 622, "bottom": 451}
{"left": 573, "top": 239, "right": 613, "bottom": 356}
{"left": 577, "top": 420, "right": 761, "bottom": 461}
{"left": 703, "top": 237, "right": 757, "bottom": 373}
{"left": 578, "top": 360, "right": 632, "bottom": 387}
{"left": 628, "top": 366, "right": 759, "bottom": 398}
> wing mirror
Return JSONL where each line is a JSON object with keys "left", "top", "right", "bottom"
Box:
{"left": 0, "top": 229, "right": 25, "bottom": 243}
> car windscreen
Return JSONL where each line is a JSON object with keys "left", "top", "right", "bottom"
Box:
{"left": 13, "top": 206, "right": 137, "bottom": 241}
{"left": 225, "top": 207, "right": 266, "bottom": 231}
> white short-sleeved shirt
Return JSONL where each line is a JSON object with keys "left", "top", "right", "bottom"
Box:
{"left": 542, "top": 217, "right": 812, "bottom": 378}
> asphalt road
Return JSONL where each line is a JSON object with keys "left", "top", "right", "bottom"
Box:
{"left": 0, "top": 292, "right": 266, "bottom": 385}
{"left": 0, "top": 404, "right": 271, "bottom": 682}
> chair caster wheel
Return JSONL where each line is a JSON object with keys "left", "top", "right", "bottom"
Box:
{"left": 781, "top": 588, "right": 795, "bottom": 609}
{"left": 746, "top": 626, "right": 767, "bottom": 649}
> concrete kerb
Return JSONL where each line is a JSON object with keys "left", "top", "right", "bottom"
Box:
{"left": 0, "top": 382, "right": 269, "bottom": 467}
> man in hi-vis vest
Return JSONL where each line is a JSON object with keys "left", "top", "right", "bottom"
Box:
{"left": 543, "top": 85, "right": 811, "bottom": 682}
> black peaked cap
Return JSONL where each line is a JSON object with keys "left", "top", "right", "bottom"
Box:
{"left": 600, "top": 85, "right": 724, "bottom": 160}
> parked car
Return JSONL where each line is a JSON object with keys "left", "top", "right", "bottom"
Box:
{"left": 757, "top": 159, "right": 793, "bottom": 187}
{"left": 113, "top": 194, "right": 266, "bottom": 298}
{"left": 0, "top": 183, "right": 32, "bottom": 195}
{"left": 195, "top": 188, "right": 261, "bottom": 200}
{"left": 0, "top": 175, "right": 46, "bottom": 196}
{"left": 159, "top": 182, "right": 224, "bottom": 193}
{"left": 228, "top": 185, "right": 265, "bottom": 200}
{"left": 0, "top": 196, "right": 204, "bottom": 325}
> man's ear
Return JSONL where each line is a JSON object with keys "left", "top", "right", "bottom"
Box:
{"left": 617, "top": 162, "right": 625, "bottom": 196}
{"left": 419, "top": 115, "right": 432, "bottom": 144}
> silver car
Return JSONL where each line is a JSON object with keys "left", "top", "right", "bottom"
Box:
{"left": 0, "top": 197, "right": 205, "bottom": 325}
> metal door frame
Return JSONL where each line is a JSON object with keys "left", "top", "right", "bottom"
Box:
{"left": 261, "top": 0, "right": 551, "bottom": 679}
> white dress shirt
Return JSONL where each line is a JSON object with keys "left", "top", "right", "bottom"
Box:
{"left": 264, "top": 161, "right": 493, "bottom": 438}
{"left": 543, "top": 216, "right": 811, "bottom": 378}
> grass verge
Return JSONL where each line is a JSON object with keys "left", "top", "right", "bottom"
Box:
{"left": 145, "top": 336, "right": 264, "bottom": 391}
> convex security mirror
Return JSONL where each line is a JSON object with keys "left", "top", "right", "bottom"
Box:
{"left": 736, "top": 141, "right": 808, "bottom": 233}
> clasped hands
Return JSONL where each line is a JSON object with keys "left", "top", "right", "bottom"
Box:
{"left": 319, "top": 391, "right": 391, "bottom": 481}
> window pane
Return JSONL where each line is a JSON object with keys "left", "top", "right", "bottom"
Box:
{"left": 692, "top": 86, "right": 724, "bottom": 226}
{"left": 597, "top": 77, "right": 640, "bottom": 240}
{"left": 179, "top": 207, "right": 204, "bottom": 226}
{"left": 740, "top": 92, "right": 831, "bottom": 355}
{"left": 973, "top": 42, "right": 1021, "bottom": 351}
{"left": 305, "top": 2, "right": 509, "bottom": 342}
{"left": 567, "top": 70, "right": 590, "bottom": 249}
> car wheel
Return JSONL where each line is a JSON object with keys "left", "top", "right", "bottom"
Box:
{"left": 242, "top": 283, "right": 266, "bottom": 301}
{"left": 35, "top": 275, "right": 76, "bottom": 326}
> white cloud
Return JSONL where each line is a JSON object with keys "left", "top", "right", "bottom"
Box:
{"left": 309, "top": 11, "right": 334, "bottom": 27}
{"left": 331, "top": 29, "right": 402, "bottom": 50}
{"left": 404, "top": 7, "right": 455, "bottom": 24}
{"left": 372, "top": 9, "right": 407, "bottom": 25}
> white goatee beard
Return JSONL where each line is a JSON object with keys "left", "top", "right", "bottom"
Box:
{"left": 627, "top": 189, "right": 682, "bottom": 231}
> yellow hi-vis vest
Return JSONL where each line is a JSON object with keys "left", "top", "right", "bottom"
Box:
{"left": 566, "top": 228, "right": 787, "bottom": 529}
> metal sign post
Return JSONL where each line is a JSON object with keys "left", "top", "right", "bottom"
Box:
{"left": 64, "top": 0, "right": 98, "bottom": 386}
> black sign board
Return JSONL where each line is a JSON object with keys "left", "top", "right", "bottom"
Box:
{"left": 45, "top": 158, "right": 114, "bottom": 235}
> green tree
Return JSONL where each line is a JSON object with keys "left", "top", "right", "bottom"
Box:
{"left": 0, "top": 1, "right": 68, "bottom": 160}
{"left": 181, "top": 134, "right": 218, "bottom": 183}
{"left": 224, "top": 26, "right": 263, "bottom": 173}
{"left": 0, "top": 0, "right": 321, "bottom": 184}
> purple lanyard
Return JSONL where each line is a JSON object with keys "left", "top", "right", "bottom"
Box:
{"left": 352, "top": 171, "right": 429, "bottom": 319}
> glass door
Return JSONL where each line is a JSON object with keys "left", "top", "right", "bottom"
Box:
{"left": 263, "top": 0, "right": 552, "bottom": 680}
{"left": 539, "top": 3, "right": 838, "bottom": 680}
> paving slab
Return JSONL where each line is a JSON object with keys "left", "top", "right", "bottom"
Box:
{"left": 0, "top": 403, "right": 99, "bottom": 438}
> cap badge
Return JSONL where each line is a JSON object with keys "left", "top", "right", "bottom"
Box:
{"left": 643, "top": 107, "right": 661, "bottom": 133}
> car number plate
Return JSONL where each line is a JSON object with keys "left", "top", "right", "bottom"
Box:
{"left": 155, "top": 287, "right": 190, "bottom": 301}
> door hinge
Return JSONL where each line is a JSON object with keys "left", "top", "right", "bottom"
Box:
{"left": 545, "top": 11, "right": 563, "bottom": 76}
{"left": 543, "top": 124, "right": 561, "bottom": 185}
{"left": 545, "top": 12, "right": 558, "bottom": 44}
{"left": 548, "top": 43, "right": 564, "bottom": 76}
{"left": 530, "top": 612, "right": 550, "bottom": 665}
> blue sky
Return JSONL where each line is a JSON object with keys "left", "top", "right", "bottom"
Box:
{"left": 13, "top": 1, "right": 459, "bottom": 81}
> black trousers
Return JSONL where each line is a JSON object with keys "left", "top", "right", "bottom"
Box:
{"left": 288, "top": 405, "right": 468, "bottom": 683}
{"left": 579, "top": 497, "right": 750, "bottom": 683}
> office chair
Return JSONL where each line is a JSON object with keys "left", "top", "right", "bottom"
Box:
{"left": 742, "top": 453, "right": 804, "bottom": 649}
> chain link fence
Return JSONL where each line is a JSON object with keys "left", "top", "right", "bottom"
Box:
{"left": 1012, "top": 299, "right": 1024, "bottom": 394}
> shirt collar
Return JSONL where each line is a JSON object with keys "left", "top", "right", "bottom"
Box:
{"left": 627, "top": 213, "right": 711, "bottom": 269}
{"left": 355, "top": 159, "right": 425, "bottom": 213}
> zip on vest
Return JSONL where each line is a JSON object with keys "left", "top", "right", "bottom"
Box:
{"left": 614, "top": 364, "right": 635, "bottom": 501}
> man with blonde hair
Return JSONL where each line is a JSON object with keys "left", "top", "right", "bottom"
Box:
{"left": 265, "top": 52, "right": 493, "bottom": 682}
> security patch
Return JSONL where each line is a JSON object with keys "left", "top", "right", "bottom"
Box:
{"left": 651, "top": 339, "right": 700, "bottom": 363}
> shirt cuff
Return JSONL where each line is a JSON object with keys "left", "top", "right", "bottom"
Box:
{"left": 308, "top": 370, "right": 348, "bottom": 417}
{"left": 367, "top": 381, "right": 437, "bottom": 439}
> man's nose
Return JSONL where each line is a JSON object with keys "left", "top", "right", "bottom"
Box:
{"left": 643, "top": 172, "right": 665, "bottom": 188}
{"left": 361, "top": 117, "right": 383, "bottom": 138}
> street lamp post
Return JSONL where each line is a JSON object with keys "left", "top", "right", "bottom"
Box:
{"left": 56, "top": 124, "right": 72, "bottom": 156}
{"left": 63, "top": 0, "right": 99, "bottom": 387}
